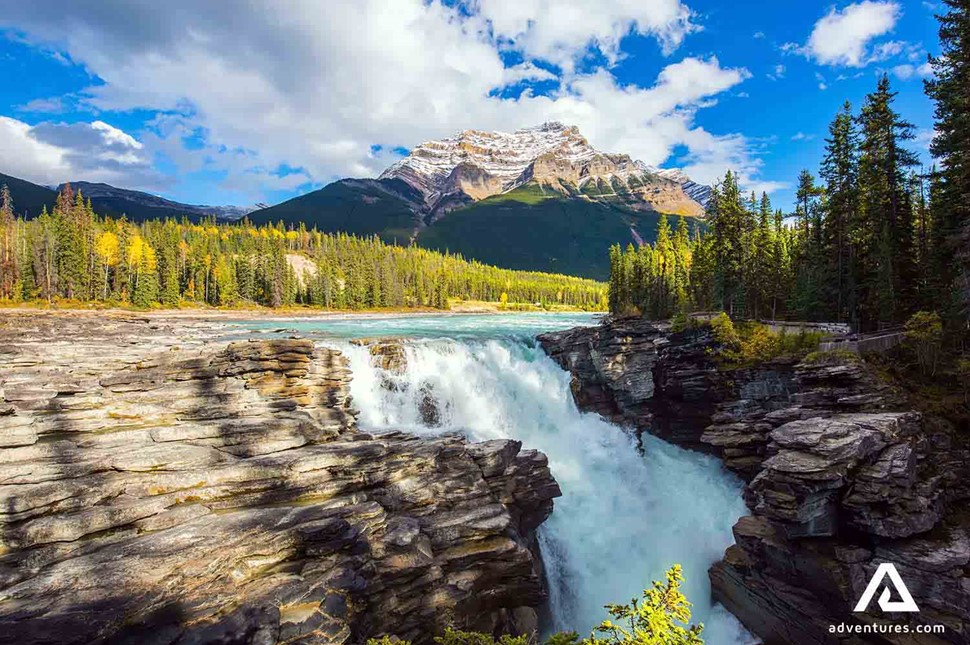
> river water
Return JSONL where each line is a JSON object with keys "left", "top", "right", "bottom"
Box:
{"left": 234, "top": 313, "right": 752, "bottom": 643}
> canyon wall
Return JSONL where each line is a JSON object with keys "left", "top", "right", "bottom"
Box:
{"left": 539, "top": 318, "right": 970, "bottom": 645}
{"left": 0, "top": 313, "right": 560, "bottom": 644}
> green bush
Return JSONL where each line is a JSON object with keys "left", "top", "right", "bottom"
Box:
{"left": 802, "top": 349, "right": 861, "bottom": 365}
{"left": 708, "top": 314, "right": 822, "bottom": 367}
{"left": 904, "top": 311, "right": 944, "bottom": 376}
{"left": 366, "top": 566, "right": 704, "bottom": 645}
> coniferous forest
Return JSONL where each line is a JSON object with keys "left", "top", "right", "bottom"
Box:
{"left": 0, "top": 184, "right": 607, "bottom": 312}
{"left": 610, "top": 0, "right": 969, "bottom": 337}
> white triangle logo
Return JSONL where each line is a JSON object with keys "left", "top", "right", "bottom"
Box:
{"left": 853, "top": 563, "right": 919, "bottom": 613}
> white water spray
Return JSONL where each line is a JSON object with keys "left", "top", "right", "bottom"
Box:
{"left": 341, "top": 338, "right": 752, "bottom": 644}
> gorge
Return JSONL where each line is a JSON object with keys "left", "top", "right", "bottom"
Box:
{"left": 2, "top": 310, "right": 968, "bottom": 644}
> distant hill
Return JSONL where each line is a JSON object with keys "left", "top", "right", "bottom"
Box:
{"left": 0, "top": 172, "right": 253, "bottom": 222}
{"left": 248, "top": 178, "right": 420, "bottom": 243}
{"left": 60, "top": 182, "right": 254, "bottom": 222}
{"left": 248, "top": 122, "right": 710, "bottom": 279}
{"left": 0, "top": 172, "right": 57, "bottom": 218}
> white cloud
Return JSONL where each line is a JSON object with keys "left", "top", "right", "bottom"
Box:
{"left": 475, "top": 0, "right": 698, "bottom": 67}
{"left": 0, "top": 116, "right": 159, "bottom": 187}
{"left": 891, "top": 61, "right": 934, "bottom": 80}
{"left": 791, "top": 132, "right": 815, "bottom": 141}
{"left": 0, "top": 0, "right": 782, "bottom": 197}
{"left": 815, "top": 72, "right": 829, "bottom": 90}
{"left": 793, "top": 1, "right": 902, "bottom": 67}
{"left": 767, "top": 64, "right": 785, "bottom": 81}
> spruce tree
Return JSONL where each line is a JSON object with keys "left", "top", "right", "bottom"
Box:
{"left": 819, "top": 101, "right": 860, "bottom": 323}
{"left": 925, "top": 0, "right": 970, "bottom": 323}
{"left": 857, "top": 75, "right": 920, "bottom": 327}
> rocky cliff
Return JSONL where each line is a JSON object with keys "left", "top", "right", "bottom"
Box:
{"left": 0, "top": 312, "right": 560, "bottom": 644}
{"left": 379, "top": 122, "right": 708, "bottom": 217}
{"left": 538, "top": 318, "right": 970, "bottom": 644}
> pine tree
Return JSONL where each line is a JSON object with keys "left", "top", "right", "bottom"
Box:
{"left": 819, "top": 101, "right": 860, "bottom": 323}
{"left": 0, "top": 184, "right": 15, "bottom": 299}
{"left": 925, "top": 0, "right": 970, "bottom": 323}
{"left": 857, "top": 75, "right": 920, "bottom": 327}
{"left": 710, "top": 172, "right": 747, "bottom": 316}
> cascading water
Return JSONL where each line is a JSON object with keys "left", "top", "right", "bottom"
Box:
{"left": 339, "top": 335, "right": 754, "bottom": 644}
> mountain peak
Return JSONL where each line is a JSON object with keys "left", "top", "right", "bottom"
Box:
{"left": 378, "top": 123, "right": 709, "bottom": 217}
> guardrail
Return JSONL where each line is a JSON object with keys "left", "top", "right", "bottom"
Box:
{"left": 818, "top": 331, "right": 905, "bottom": 355}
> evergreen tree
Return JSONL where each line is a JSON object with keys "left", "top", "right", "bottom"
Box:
{"left": 857, "top": 75, "right": 920, "bottom": 327}
{"left": 819, "top": 101, "right": 860, "bottom": 323}
{"left": 0, "top": 184, "right": 15, "bottom": 299}
{"left": 925, "top": 0, "right": 970, "bottom": 323}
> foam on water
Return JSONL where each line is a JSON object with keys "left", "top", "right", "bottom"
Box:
{"left": 336, "top": 334, "right": 753, "bottom": 643}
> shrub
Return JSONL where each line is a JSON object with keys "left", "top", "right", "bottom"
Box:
{"left": 956, "top": 357, "right": 970, "bottom": 402}
{"left": 585, "top": 564, "right": 704, "bottom": 645}
{"left": 802, "top": 349, "right": 861, "bottom": 366}
{"left": 904, "top": 311, "right": 944, "bottom": 376}
{"left": 366, "top": 566, "right": 704, "bottom": 645}
{"left": 709, "top": 314, "right": 821, "bottom": 367}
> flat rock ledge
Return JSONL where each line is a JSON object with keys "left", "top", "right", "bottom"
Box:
{"left": 0, "top": 312, "right": 561, "bottom": 644}
{"left": 539, "top": 318, "right": 970, "bottom": 644}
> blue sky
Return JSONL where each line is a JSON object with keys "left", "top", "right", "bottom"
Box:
{"left": 0, "top": 0, "right": 944, "bottom": 210}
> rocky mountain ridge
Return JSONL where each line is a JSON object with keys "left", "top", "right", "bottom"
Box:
{"left": 538, "top": 318, "right": 970, "bottom": 644}
{"left": 378, "top": 122, "right": 708, "bottom": 218}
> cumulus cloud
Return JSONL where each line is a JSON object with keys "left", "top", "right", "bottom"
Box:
{"left": 0, "top": 0, "right": 781, "bottom": 197}
{"left": 786, "top": 1, "right": 901, "bottom": 67}
{"left": 891, "top": 61, "right": 934, "bottom": 80}
{"left": 475, "top": 0, "right": 698, "bottom": 66}
{"left": 0, "top": 116, "right": 160, "bottom": 187}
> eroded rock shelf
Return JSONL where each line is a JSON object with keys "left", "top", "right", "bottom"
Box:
{"left": 0, "top": 312, "right": 560, "bottom": 644}
{"left": 539, "top": 317, "right": 970, "bottom": 645}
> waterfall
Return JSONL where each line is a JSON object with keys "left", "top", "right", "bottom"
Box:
{"left": 340, "top": 337, "right": 753, "bottom": 644}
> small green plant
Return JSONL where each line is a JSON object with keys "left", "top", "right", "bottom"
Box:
{"left": 585, "top": 565, "right": 704, "bottom": 645}
{"left": 709, "top": 312, "right": 740, "bottom": 350}
{"left": 708, "top": 313, "right": 821, "bottom": 367}
{"left": 671, "top": 312, "right": 689, "bottom": 333}
{"left": 365, "top": 566, "right": 703, "bottom": 645}
{"left": 956, "top": 356, "right": 970, "bottom": 403}
{"left": 904, "top": 311, "right": 944, "bottom": 376}
{"left": 802, "top": 349, "right": 861, "bottom": 365}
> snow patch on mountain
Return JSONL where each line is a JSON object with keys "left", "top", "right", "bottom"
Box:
{"left": 380, "top": 122, "right": 711, "bottom": 214}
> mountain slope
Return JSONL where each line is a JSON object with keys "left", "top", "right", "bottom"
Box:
{"left": 248, "top": 178, "right": 421, "bottom": 243}
{"left": 61, "top": 182, "right": 254, "bottom": 221}
{"left": 246, "top": 123, "right": 711, "bottom": 278}
{"left": 0, "top": 172, "right": 253, "bottom": 222}
{"left": 0, "top": 172, "right": 57, "bottom": 217}
{"left": 415, "top": 183, "right": 689, "bottom": 280}
{"left": 379, "top": 122, "right": 707, "bottom": 219}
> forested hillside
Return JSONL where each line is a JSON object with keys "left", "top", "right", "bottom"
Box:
{"left": 0, "top": 184, "right": 607, "bottom": 311}
{"left": 610, "top": 12, "right": 970, "bottom": 337}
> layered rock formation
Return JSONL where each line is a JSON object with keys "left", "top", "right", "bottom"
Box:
{"left": 539, "top": 318, "right": 970, "bottom": 644}
{"left": 0, "top": 312, "right": 560, "bottom": 644}
{"left": 379, "top": 122, "right": 707, "bottom": 217}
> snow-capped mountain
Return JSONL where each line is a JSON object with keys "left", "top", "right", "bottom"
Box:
{"left": 379, "top": 122, "right": 711, "bottom": 217}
